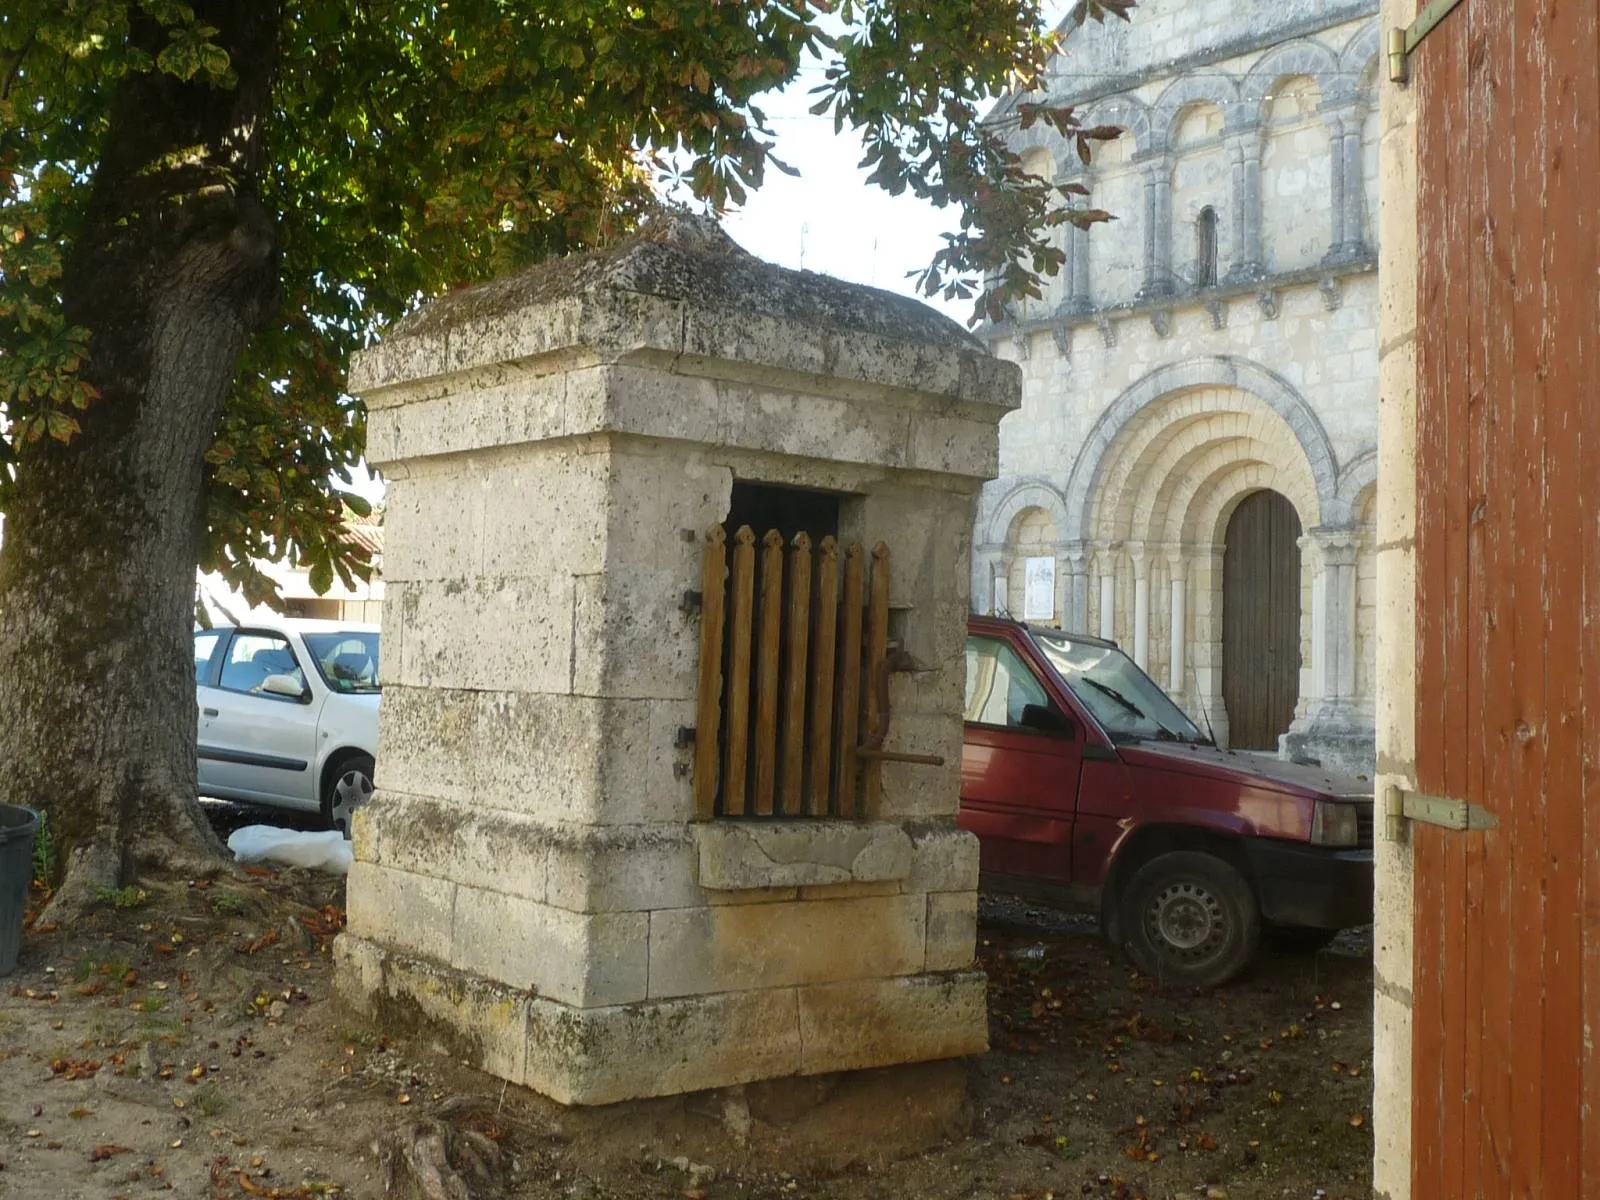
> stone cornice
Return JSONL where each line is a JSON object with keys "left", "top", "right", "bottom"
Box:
{"left": 981, "top": 254, "right": 1377, "bottom": 346}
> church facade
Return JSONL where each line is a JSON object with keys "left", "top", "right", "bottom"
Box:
{"left": 973, "top": 0, "right": 1381, "bottom": 774}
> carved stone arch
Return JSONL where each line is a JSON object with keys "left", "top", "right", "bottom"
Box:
{"left": 1339, "top": 21, "right": 1383, "bottom": 104}
{"left": 1329, "top": 445, "right": 1378, "bottom": 525}
{"left": 1077, "top": 95, "right": 1153, "bottom": 160}
{"left": 1239, "top": 38, "right": 1342, "bottom": 124}
{"left": 982, "top": 478, "right": 1071, "bottom": 547}
{"left": 1061, "top": 356, "right": 1339, "bottom": 541}
{"left": 1151, "top": 73, "right": 1242, "bottom": 152}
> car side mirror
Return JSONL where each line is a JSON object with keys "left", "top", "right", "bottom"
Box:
{"left": 1019, "top": 703, "right": 1073, "bottom": 737}
{"left": 261, "top": 673, "right": 309, "bottom": 702}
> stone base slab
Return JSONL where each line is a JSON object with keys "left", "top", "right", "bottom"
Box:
{"left": 335, "top": 934, "right": 987, "bottom": 1106}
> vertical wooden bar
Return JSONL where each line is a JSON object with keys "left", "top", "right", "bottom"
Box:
{"left": 1536, "top": 0, "right": 1588, "bottom": 1176}
{"left": 751, "top": 529, "right": 785, "bottom": 815}
{"left": 1457, "top": 1, "right": 1492, "bottom": 1190}
{"left": 806, "top": 538, "right": 840, "bottom": 816}
{"left": 692, "top": 526, "right": 727, "bottom": 820}
{"left": 833, "top": 543, "right": 865, "bottom": 817}
{"left": 861, "top": 543, "right": 891, "bottom": 817}
{"left": 1576, "top": 19, "right": 1600, "bottom": 1181}
{"left": 779, "top": 532, "right": 812, "bottom": 816}
{"left": 722, "top": 526, "right": 756, "bottom": 817}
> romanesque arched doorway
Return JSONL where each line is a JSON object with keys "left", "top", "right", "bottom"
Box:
{"left": 1221, "top": 489, "right": 1302, "bottom": 749}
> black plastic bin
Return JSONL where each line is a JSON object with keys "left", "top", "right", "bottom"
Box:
{"left": 0, "top": 805, "right": 40, "bottom": 976}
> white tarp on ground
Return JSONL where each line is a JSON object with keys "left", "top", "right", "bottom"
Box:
{"left": 227, "top": 825, "right": 352, "bottom": 875}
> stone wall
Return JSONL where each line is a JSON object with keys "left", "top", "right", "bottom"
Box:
{"left": 975, "top": 5, "right": 1381, "bottom": 771}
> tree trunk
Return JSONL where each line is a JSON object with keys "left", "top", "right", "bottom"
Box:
{"left": 0, "top": 2, "right": 282, "bottom": 917}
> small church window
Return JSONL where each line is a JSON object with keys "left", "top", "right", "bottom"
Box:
{"left": 1195, "top": 206, "right": 1219, "bottom": 288}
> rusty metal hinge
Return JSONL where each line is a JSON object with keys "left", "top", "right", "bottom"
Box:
{"left": 1384, "top": 784, "right": 1498, "bottom": 841}
{"left": 1388, "top": 0, "right": 1468, "bottom": 84}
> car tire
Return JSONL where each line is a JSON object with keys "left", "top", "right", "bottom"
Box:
{"left": 1262, "top": 923, "right": 1338, "bottom": 955}
{"left": 1117, "top": 851, "right": 1260, "bottom": 989}
{"left": 321, "top": 752, "right": 375, "bottom": 838}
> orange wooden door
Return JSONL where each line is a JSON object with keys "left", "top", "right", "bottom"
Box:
{"left": 1411, "top": 1, "right": 1600, "bottom": 1195}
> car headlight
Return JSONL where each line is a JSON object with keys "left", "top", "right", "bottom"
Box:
{"left": 1310, "top": 800, "right": 1360, "bottom": 847}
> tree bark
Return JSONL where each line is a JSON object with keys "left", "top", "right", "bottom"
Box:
{"left": 0, "top": 1, "right": 282, "bottom": 917}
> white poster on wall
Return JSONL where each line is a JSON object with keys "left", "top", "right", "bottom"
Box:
{"left": 1023, "top": 556, "right": 1055, "bottom": 621}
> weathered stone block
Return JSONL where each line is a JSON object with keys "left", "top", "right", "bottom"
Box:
{"left": 450, "top": 887, "right": 649, "bottom": 1007}
{"left": 647, "top": 895, "right": 928, "bottom": 999}
{"left": 334, "top": 936, "right": 532, "bottom": 1085}
{"left": 795, "top": 972, "right": 989, "bottom": 1075}
{"left": 524, "top": 986, "right": 803, "bottom": 1106}
{"left": 345, "top": 862, "right": 455, "bottom": 964}
{"left": 906, "top": 825, "right": 981, "bottom": 894}
{"left": 696, "top": 821, "right": 913, "bottom": 891}
{"left": 355, "top": 791, "right": 550, "bottom": 902}
{"left": 544, "top": 825, "right": 699, "bottom": 914}
{"left": 925, "top": 892, "right": 979, "bottom": 972}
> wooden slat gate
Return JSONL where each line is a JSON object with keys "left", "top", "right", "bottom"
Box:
{"left": 1410, "top": 0, "right": 1600, "bottom": 1194}
{"left": 692, "top": 525, "right": 940, "bottom": 820}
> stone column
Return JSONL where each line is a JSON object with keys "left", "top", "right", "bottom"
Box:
{"left": 1064, "top": 543, "right": 1091, "bottom": 631}
{"left": 1135, "top": 161, "right": 1172, "bottom": 299}
{"left": 1324, "top": 107, "right": 1369, "bottom": 263}
{"left": 1097, "top": 547, "right": 1116, "bottom": 642}
{"left": 1167, "top": 550, "right": 1187, "bottom": 694}
{"left": 1131, "top": 548, "right": 1150, "bottom": 669}
{"left": 1325, "top": 113, "right": 1349, "bottom": 257}
{"left": 1341, "top": 114, "right": 1368, "bottom": 255}
{"left": 1283, "top": 527, "right": 1372, "bottom": 774}
{"left": 1314, "top": 528, "right": 1363, "bottom": 715}
{"left": 1138, "top": 166, "right": 1158, "bottom": 296}
{"left": 1224, "top": 127, "right": 1265, "bottom": 283}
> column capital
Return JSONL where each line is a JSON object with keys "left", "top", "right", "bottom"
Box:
{"left": 1307, "top": 525, "right": 1363, "bottom": 566}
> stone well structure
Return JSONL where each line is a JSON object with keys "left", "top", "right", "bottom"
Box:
{"left": 333, "top": 216, "right": 1020, "bottom": 1105}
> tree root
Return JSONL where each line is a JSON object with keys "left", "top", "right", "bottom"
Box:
{"left": 39, "top": 824, "right": 235, "bottom": 926}
{"left": 375, "top": 1113, "right": 508, "bottom": 1200}
{"left": 38, "top": 838, "right": 123, "bottom": 925}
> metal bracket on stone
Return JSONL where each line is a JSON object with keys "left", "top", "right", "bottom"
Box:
{"left": 1012, "top": 331, "right": 1031, "bottom": 361}
{"left": 1096, "top": 313, "right": 1117, "bottom": 348}
{"left": 1149, "top": 309, "right": 1173, "bottom": 339}
{"left": 1204, "top": 297, "right": 1228, "bottom": 330}
{"left": 1049, "top": 325, "right": 1072, "bottom": 361}
{"left": 1319, "top": 275, "right": 1344, "bottom": 312}
{"left": 1256, "top": 288, "right": 1280, "bottom": 320}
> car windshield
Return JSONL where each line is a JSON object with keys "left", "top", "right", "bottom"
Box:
{"left": 1028, "top": 630, "right": 1207, "bottom": 745}
{"left": 302, "top": 631, "right": 381, "bottom": 694}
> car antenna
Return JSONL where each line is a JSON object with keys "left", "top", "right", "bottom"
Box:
{"left": 1187, "top": 657, "right": 1219, "bottom": 746}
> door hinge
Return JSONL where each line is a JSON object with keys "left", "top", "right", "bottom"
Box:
{"left": 1384, "top": 784, "right": 1498, "bottom": 840}
{"left": 1388, "top": 0, "right": 1468, "bottom": 84}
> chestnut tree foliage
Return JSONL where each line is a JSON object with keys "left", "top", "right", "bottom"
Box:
{"left": 0, "top": 0, "right": 1128, "bottom": 905}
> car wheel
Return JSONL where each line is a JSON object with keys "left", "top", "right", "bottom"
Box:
{"left": 321, "top": 752, "right": 375, "bottom": 838}
{"left": 1262, "top": 923, "right": 1338, "bottom": 955}
{"left": 1117, "top": 851, "right": 1260, "bottom": 989}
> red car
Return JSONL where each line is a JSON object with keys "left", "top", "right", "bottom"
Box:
{"left": 961, "top": 616, "right": 1374, "bottom": 987}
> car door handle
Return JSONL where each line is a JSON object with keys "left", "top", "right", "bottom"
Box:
{"left": 202, "top": 707, "right": 219, "bottom": 718}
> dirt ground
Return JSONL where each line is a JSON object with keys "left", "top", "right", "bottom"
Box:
{"left": 1, "top": 822, "right": 1372, "bottom": 1200}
